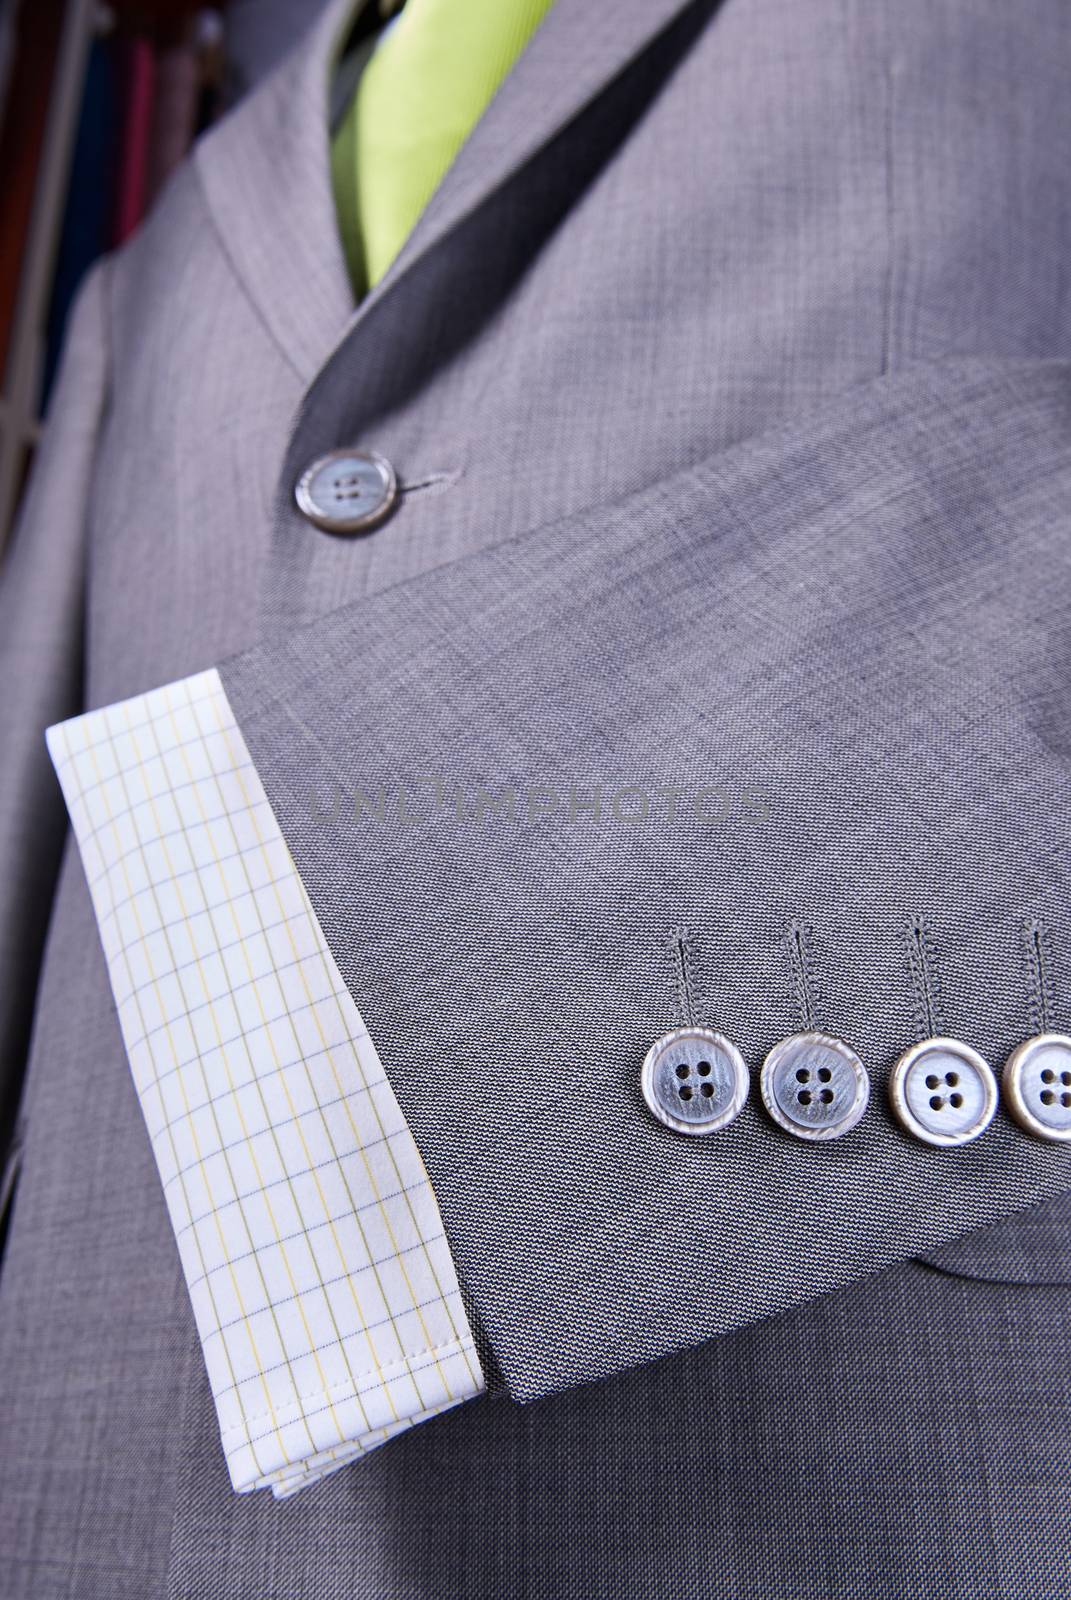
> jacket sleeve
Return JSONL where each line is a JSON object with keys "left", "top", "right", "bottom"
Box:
{"left": 214, "top": 356, "right": 1071, "bottom": 1404}
{"left": 0, "top": 262, "right": 109, "bottom": 1173}
{"left": 49, "top": 354, "right": 1071, "bottom": 1415}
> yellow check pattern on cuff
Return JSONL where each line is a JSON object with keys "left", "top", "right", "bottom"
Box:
{"left": 47, "top": 668, "right": 483, "bottom": 1498}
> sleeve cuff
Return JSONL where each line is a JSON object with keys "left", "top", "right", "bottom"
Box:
{"left": 46, "top": 667, "right": 483, "bottom": 1497}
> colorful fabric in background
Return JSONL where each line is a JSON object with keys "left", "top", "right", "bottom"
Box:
{"left": 332, "top": 0, "right": 556, "bottom": 293}
{"left": 40, "top": 16, "right": 218, "bottom": 411}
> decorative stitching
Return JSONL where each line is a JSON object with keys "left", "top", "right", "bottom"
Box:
{"left": 669, "top": 927, "right": 698, "bottom": 1027}
{"left": 218, "top": 1336, "right": 478, "bottom": 1441}
{"left": 784, "top": 919, "right": 820, "bottom": 1031}
{"left": 1021, "top": 918, "right": 1054, "bottom": 1035}
{"left": 906, "top": 915, "right": 944, "bottom": 1039}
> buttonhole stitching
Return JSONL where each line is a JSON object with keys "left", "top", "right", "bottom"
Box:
{"left": 1021, "top": 918, "right": 1054, "bottom": 1036}
{"left": 785, "top": 919, "right": 820, "bottom": 1033}
{"left": 669, "top": 927, "right": 698, "bottom": 1029}
{"left": 906, "top": 915, "right": 944, "bottom": 1039}
{"left": 397, "top": 467, "right": 464, "bottom": 498}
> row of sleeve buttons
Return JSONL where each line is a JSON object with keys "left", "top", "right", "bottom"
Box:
{"left": 641, "top": 1027, "right": 1071, "bottom": 1146}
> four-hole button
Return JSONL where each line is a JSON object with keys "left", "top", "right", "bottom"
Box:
{"left": 760, "top": 1032, "right": 869, "bottom": 1141}
{"left": 1003, "top": 1033, "right": 1071, "bottom": 1143}
{"left": 641, "top": 1027, "right": 749, "bottom": 1135}
{"left": 889, "top": 1037, "right": 998, "bottom": 1148}
{"left": 294, "top": 448, "right": 397, "bottom": 534}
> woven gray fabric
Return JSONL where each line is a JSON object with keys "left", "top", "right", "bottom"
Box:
{"left": 1, "top": 0, "right": 1070, "bottom": 1592}
{"left": 222, "top": 356, "right": 1071, "bottom": 1401}
{"left": 165, "top": 1257, "right": 1071, "bottom": 1600}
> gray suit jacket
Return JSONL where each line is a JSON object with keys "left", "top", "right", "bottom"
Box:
{"left": 2, "top": 0, "right": 1071, "bottom": 1594}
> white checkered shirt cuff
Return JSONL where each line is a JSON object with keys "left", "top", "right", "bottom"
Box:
{"left": 47, "top": 668, "right": 484, "bottom": 1497}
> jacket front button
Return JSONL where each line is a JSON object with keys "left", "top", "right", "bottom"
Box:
{"left": 294, "top": 448, "right": 397, "bottom": 533}
{"left": 760, "top": 1032, "right": 869, "bottom": 1141}
{"left": 1003, "top": 1033, "right": 1071, "bottom": 1142}
{"left": 641, "top": 1026, "right": 749, "bottom": 1135}
{"left": 889, "top": 1037, "right": 998, "bottom": 1147}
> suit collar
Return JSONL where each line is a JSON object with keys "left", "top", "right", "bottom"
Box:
{"left": 195, "top": 0, "right": 361, "bottom": 384}
{"left": 196, "top": 0, "right": 699, "bottom": 385}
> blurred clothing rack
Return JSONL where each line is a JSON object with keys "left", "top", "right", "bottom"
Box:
{"left": 0, "top": 0, "right": 226, "bottom": 560}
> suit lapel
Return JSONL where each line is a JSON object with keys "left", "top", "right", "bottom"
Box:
{"left": 195, "top": 0, "right": 701, "bottom": 386}
{"left": 194, "top": 0, "right": 365, "bottom": 385}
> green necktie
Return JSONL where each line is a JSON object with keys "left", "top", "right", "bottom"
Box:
{"left": 331, "top": 0, "right": 556, "bottom": 293}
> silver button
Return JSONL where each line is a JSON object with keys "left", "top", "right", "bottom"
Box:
{"left": 760, "top": 1032, "right": 869, "bottom": 1141}
{"left": 294, "top": 449, "right": 397, "bottom": 533}
{"left": 1003, "top": 1033, "right": 1071, "bottom": 1143}
{"left": 641, "top": 1026, "right": 749, "bottom": 1135}
{"left": 889, "top": 1037, "right": 998, "bottom": 1148}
